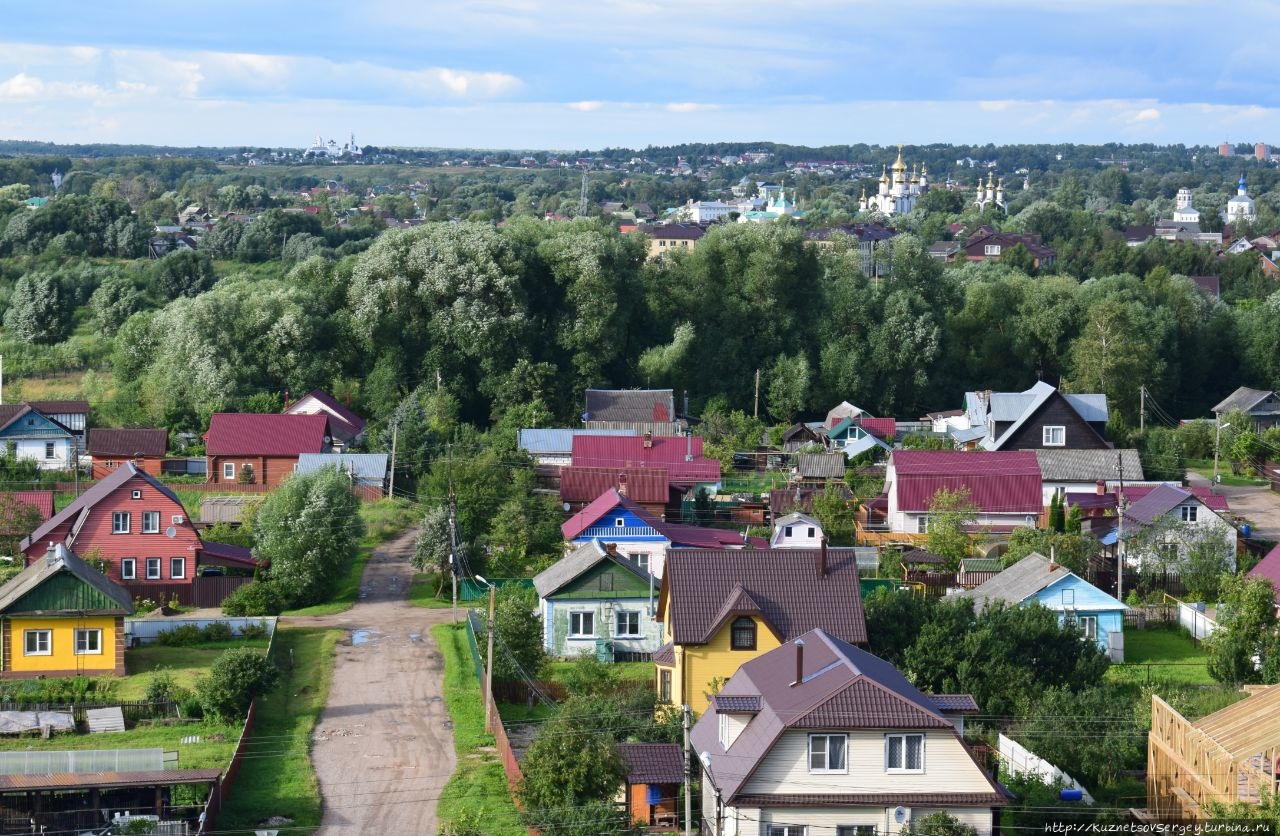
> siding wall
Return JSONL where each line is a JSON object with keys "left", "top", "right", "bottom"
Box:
{"left": 91, "top": 457, "right": 165, "bottom": 480}
{"left": 3, "top": 615, "right": 123, "bottom": 676}
{"left": 544, "top": 596, "right": 661, "bottom": 657}
{"left": 681, "top": 616, "right": 783, "bottom": 714}
{"left": 207, "top": 455, "right": 299, "bottom": 488}
{"left": 734, "top": 805, "right": 994, "bottom": 836}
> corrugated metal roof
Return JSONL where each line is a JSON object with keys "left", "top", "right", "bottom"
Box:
{"left": 584, "top": 389, "right": 675, "bottom": 424}
{"left": 1247, "top": 543, "right": 1280, "bottom": 599}
{"left": 1213, "top": 386, "right": 1279, "bottom": 415}
{"left": 1123, "top": 483, "right": 1196, "bottom": 526}
{"left": 1, "top": 491, "right": 54, "bottom": 522}
{"left": 1122, "top": 484, "right": 1229, "bottom": 513}
{"left": 959, "top": 552, "right": 1124, "bottom": 614}
{"left": 295, "top": 453, "right": 388, "bottom": 481}
{"left": 619, "top": 743, "right": 684, "bottom": 784}
{"left": 533, "top": 539, "right": 651, "bottom": 598}
{"left": 0, "top": 768, "right": 222, "bottom": 792}
{"left": 572, "top": 436, "right": 720, "bottom": 483}
{"left": 855, "top": 417, "right": 897, "bottom": 439}
{"left": 205, "top": 413, "right": 330, "bottom": 457}
{"left": 518, "top": 428, "right": 635, "bottom": 454}
{"left": 890, "top": 450, "right": 1042, "bottom": 513}
{"left": 559, "top": 466, "right": 669, "bottom": 503}
{"left": 796, "top": 453, "right": 846, "bottom": 479}
{"left": 1035, "top": 449, "right": 1144, "bottom": 482}
{"left": 87, "top": 428, "right": 168, "bottom": 457}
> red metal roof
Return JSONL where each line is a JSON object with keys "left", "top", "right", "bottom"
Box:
{"left": 559, "top": 466, "right": 669, "bottom": 503}
{"left": 1122, "top": 484, "right": 1230, "bottom": 513}
{"left": 205, "top": 413, "right": 331, "bottom": 457}
{"left": 2, "top": 491, "right": 54, "bottom": 521}
{"left": 891, "top": 450, "right": 1042, "bottom": 513}
{"left": 286, "top": 390, "right": 366, "bottom": 434}
{"left": 571, "top": 436, "right": 720, "bottom": 483}
{"left": 1248, "top": 543, "right": 1280, "bottom": 601}
{"left": 560, "top": 487, "right": 746, "bottom": 548}
{"left": 855, "top": 417, "right": 897, "bottom": 439}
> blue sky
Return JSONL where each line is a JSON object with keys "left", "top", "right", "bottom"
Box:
{"left": 2, "top": 1, "right": 1279, "bottom": 150}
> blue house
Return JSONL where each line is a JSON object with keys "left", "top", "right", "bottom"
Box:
{"left": 958, "top": 552, "right": 1128, "bottom": 661}
{"left": 0, "top": 405, "right": 77, "bottom": 471}
{"left": 560, "top": 488, "right": 754, "bottom": 579}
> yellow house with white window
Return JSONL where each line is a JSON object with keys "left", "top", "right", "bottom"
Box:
{"left": 0, "top": 545, "right": 134, "bottom": 678}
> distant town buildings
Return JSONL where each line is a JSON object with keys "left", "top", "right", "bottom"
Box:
{"left": 303, "top": 133, "right": 363, "bottom": 159}
{"left": 859, "top": 146, "right": 927, "bottom": 217}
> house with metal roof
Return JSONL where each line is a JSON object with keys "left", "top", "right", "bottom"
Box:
{"left": 558, "top": 466, "right": 671, "bottom": 516}
{"left": 0, "top": 544, "right": 134, "bottom": 678}
{"left": 1107, "top": 484, "right": 1236, "bottom": 573}
{"left": 1035, "top": 448, "right": 1144, "bottom": 505}
{"left": 0, "top": 404, "right": 77, "bottom": 471}
{"left": 619, "top": 743, "right": 684, "bottom": 829}
{"left": 87, "top": 427, "right": 169, "bottom": 479}
{"left": 1212, "top": 386, "right": 1280, "bottom": 431}
{"left": 517, "top": 427, "right": 636, "bottom": 466}
{"left": 655, "top": 546, "right": 867, "bottom": 714}
{"left": 571, "top": 434, "right": 720, "bottom": 488}
{"left": 295, "top": 453, "right": 388, "bottom": 491}
{"left": 532, "top": 539, "right": 661, "bottom": 657}
{"left": 285, "top": 389, "right": 367, "bottom": 446}
{"left": 582, "top": 388, "right": 686, "bottom": 435}
{"left": 883, "top": 450, "right": 1043, "bottom": 536}
{"left": 691, "top": 628, "right": 1004, "bottom": 836}
{"left": 205, "top": 413, "right": 333, "bottom": 487}
{"left": 956, "top": 552, "right": 1127, "bottom": 659}
{"left": 975, "top": 381, "right": 1109, "bottom": 452}
{"left": 827, "top": 418, "right": 892, "bottom": 460}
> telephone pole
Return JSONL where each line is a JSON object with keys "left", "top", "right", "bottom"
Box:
{"left": 753, "top": 369, "right": 760, "bottom": 419}
{"left": 1139, "top": 385, "right": 1145, "bottom": 435}
{"left": 683, "top": 704, "right": 693, "bottom": 836}
{"left": 1115, "top": 451, "right": 1126, "bottom": 602}
{"left": 388, "top": 422, "right": 398, "bottom": 499}
{"left": 447, "top": 445, "right": 458, "bottom": 621}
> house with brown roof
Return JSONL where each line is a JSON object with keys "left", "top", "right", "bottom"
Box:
{"left": 654, "top": 546, "right": 866, "bottom": 714}
{"left": 958, "top": 226, "right": 1057, "bottom": 269}
{"left": 205, "top": 413, "right": 333, "bottom": 487}
{"left": 87, "top": 428, "right": 168, "bottom": 479}
{"left": 583, "top": 388, "right": 686, "bottom": 435}
{"left": 691, "top": 629, "right": 1004, "bottom": 836}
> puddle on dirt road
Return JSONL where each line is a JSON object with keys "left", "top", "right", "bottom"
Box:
{"left": 408, "top": 633, "right": 421, "bottom": 642}
{"left": 351, "top": 629, "right": 386, "bottom": 645}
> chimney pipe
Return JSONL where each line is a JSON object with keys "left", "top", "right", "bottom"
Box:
{"left": 617, "top": 473, "right": 628, "bottom": 497}
{"left": 1095, "top": 479, "right": 1106, "bottom": 496}
{"left": 1049, "top": 544, "right": 1058, "bottom": 572}
{"left": 818, "top": 537, "right": 828, "bottom": 577}
{"left": 791, "top": 639, "right": 805, "bottom": 687}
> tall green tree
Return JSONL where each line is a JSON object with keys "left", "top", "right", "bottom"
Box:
{"left": 925, "top": 487, "right": 978, "bottom": 570}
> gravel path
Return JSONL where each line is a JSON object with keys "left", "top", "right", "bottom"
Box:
{"left": 1186, "top": 472, "right": 1280, "bottom": 542}
{"left": 282, "top": 529, "right": 460, "bottom": 836}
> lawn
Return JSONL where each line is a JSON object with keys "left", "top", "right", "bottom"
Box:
{"left": 1106, "top": 625, "right": 1214, "bottom": 686}
{"left": 431, "top": 622, "right": 526, "bottom": 835}
{"left": 0, "top": 716, "right": 243, "bottom": 770}
{"left": 119, "top": 638, "right": 271, "bottom": 700}
{"left": 214, "top": 627, "right": 340, "bottom": 835}
{"left": 409, "top": 571, "right": 458, "bottom": 610}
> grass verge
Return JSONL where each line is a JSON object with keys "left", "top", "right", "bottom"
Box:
{"left": 119, "top": 638, "right": 271, "bottom": 700}
{"left": 214, "top": 626, "right": 340, "bottom": 835}
{"left": 432, "top": 622, "right": 526, "bottom": 835}
{"left": 409, "top": 572, "right": 458, "bottom": 609}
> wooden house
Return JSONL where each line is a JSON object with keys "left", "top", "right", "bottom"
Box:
{"left": 87, "top": 428, "right": 169, "bottom": 479}
{"left": 205, "top": 413, "right": 333, "bottom": 487}
{"left": 620, "top": 743, "right": 683, "bottom": 830}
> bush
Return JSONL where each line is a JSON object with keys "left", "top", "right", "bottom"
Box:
{"left": 0, "top": 675, "right": 118, "bottom": 705}
{"left": 195, "top": 648, "right": 279, "bottom": 721}
{"left": 153, "top": 624, "right": 203, "bottom": 647}
{"left": 237, "top": 620, "right": 270, "bottom": 640}
{"left": 200, "top": 622, "right": 234, "bottom": 643}
{"left": 221, "top": 580, "right": 287, "bottom": 616}
{"left": 179, "top": 694, "right": 204, "bottom": 719}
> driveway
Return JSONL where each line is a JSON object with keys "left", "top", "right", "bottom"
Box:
{"left": 282, "top": 529, "right": 459, "bottom": 836}
{"left": 1186, "top": 472, "right": 1280, "bottom": 542}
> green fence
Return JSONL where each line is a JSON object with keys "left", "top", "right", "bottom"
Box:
{"left": 464, "top": 610, "right": 485, "bottom": 683}
{"left": 456, "top": 577, "right": 534, "bottom": 603}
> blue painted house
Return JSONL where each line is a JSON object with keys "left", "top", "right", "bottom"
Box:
{"left": 560, "top": 488, "right": 755, "bottom": 579}
{"left": 958, "top": 552, "right": 1128, "bottom": 661}
{"left": 0, "top": 405, "right": 77, "bottom": 471}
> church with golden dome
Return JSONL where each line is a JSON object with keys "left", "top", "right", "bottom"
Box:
{"left": 859, "top": 146, "right": 928, "bottom": 216}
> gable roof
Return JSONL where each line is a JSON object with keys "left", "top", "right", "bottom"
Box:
{"left": 1213, "top": 386, "right": 1280, "bottom": 415}
{"left": 1035, "top": 448, "right": 1144, "bottom": 482}
{"left": 560, "top": 487, "right": 748, "bottom": 548}
{"left": 795, "top": 453, "right": 846, "bottom": 479}
{"left": 1121, "top": 483, "right": 1229, "bottom": 513}
{"left": 0, "top": 544, "right": 133, "bottom": 616}
{"left": 619, "top": 743, "right": 684, "bottom": 785}
{"left": 559, "top": 466, "right": 669, "bottom": 504}
{"left": 285, "top": 390, "right": 366, "bottom": 435}
{"left": 19, "top": 463, "right": 185, "bottom": 553}
{"left": 571, "top": 435, "right": 720, "bottom": 483}
{"left": 855, "top": 417, "right": 897, "bottom": 439}
{"left": 295, "top": 453, "right": 388, "bottom": 480}
{"left": 87, "top": 428, "right": 168, "bottom": 458}
{"left": 205, "top": 413, "right": 331, "bottom": 457}
{"left": 660, "top": 548, "right": 866, "bottom": 646}
{"left": 1123, "top": 483, "right": 1220, "bottom": 527}
{"left": 958, "top": 552, "right": 1122, "bottom": 614}
{"left": 532, "top": 539, "right": 652, "bottom": 598}
{"left": 773, "top": 512, "right": 822, "bottom": 532}
{"left": 518, "top": 428, "right": 635, "bottom": 455}
{"left": 889, "top": 450, "right": 1042, "bottom": 514}
{"left": 583, "top": 389, "right": 675, "bottom": 424}
{"left": 1247, "top": 543, "right": 1280, "bottom": 600}
{"left": 691, "top": 629, "right": 1004, "bottom": 805}
{"left": 983, "top": 381, "right": 1107, "bottom": 451}
{"left": 26, "top": 400, "right": 89, "bottom": 417}
{"left": 0, "top": 405, "right": 73, "bottom": 437}
{"left": 0, "top": 491, "right": 54, "bottom": 522}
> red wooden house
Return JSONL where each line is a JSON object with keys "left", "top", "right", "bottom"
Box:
{"left": 205, "top": 413, "right": 333, "bottom": 488}
{"left": 17, "top": 463, "right": 253, "bottom": 587}
{"left": 86, "top": 428, "right": 169, "bottom": 479}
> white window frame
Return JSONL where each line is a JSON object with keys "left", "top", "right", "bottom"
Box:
{"left": 142, "top": 511, "right": 160, "bottom": 534}
{"left": 808, "top": 733, "right": 848, "bottom": 774}
{"left": 631, "top": 553, "right": 650, "bottom": 572}
{"left": 44, "top": 442, "right": 56, "bottom": 459}
{"left": 146, "top": 557, "right": 162, "bottom": 580}
{"left": 615, "top": 610, "right": 641, "bottom": 637}
{"left": 886, "top": 733, "right": 925, "bottom": 773}
{"left": 568, "top": 611, "right": 595, "bottom": 638}
{"left": 718, "top": 712, "right": 730, "bottom": 748}
{"left": 75, "top": 628, "right": 103, "bottom": 655}
{"left": 222, "top": 462, "right": 235, "bottom": 480}
{"left": 837, "top": 827, "right": 877, "bottom": 836}
{"left": 768, "top": 827, "right": 807, "bottom": 836}
{"left": 1043, "top": 425, "right": 1066, "bottom": 446}
{"left": 1079, "top": 615, "right": 1097, "bottom": 640}
{"left": 170, "top": 557, "right": 186, "bottom": 580}
{"left": 112, "top": 512, "right": 130, "bottom": 534}
{"left": 24, "top": 629, "right": 51, "bottom": 656}
{"left": 917, "top": 515, "right": 930, "bottom": 534}
{"left": 1181, "top": 505, "right": 1198, "bottom": 523}
{"left": 984, "top": 244, "right": 1002, "bottom": 256}
{"left": 614, "top": 517, "right": 625, "bottom": 528}
{"left": 121, "top": 558, "right": 136, "bottom": 580}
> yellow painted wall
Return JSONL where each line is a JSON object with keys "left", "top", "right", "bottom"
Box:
{"left": 680, "top": 616, "right": 782, "bottom": 714}
{"left": 8, "top": 616, "right": 118, "bottom": 674}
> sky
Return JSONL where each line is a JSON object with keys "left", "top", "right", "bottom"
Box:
{"left": 2, "top": 0, "right": 1280, "bottom": 151}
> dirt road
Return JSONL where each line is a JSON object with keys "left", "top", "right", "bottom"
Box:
{"left": 284, "top": 529, "right": 459, "bottom": 836}
{"left": 1186, "top": 472, "right": 1280, "bottom": 541}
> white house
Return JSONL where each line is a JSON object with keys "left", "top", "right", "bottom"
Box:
{"left": 770, "top": 512, "right": 825, "bottom": 549}
{"left": 1113, "top": 484, "right": 1237, "bottom": 572}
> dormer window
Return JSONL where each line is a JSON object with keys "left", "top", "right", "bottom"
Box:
{"left": 1181, "top": 505, "right": 1198, "bottom": 523}
{"left": 730, "top": 617, "right": 756, "bottom": 651}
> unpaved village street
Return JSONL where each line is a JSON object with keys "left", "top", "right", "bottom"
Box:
{"left": 283, "top": 529, "right": 459, "bottom": 836}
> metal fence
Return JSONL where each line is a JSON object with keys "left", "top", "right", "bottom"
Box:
{"left": 125, "top": 616, "right": 277, "bottom": 645}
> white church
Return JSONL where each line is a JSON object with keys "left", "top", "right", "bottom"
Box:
{"left": 859, "top": 146, "right": 927, "bottom": 216}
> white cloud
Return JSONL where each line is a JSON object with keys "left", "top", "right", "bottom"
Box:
{"left": 1133, "top": 107, "right": 1160, "bottom": 122}
{"left": 979, "top": 100, "right": 1014, "bottom": 112}
{"left": 665, "top": 102, "right": 719, "bottom": 113}
{"left": 567, "top": 101, "right": 604, "bottom": 111}
{"left": 0, "top": 73, "right": 43, "bottom": 98}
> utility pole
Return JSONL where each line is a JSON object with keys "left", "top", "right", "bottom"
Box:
{"left": 1115, "top": 451, "right": 1126, "bottom": 602}
{"left": 1213, "top": 420, "right": 1231, "bottom": 486}
{"left": 388, "top": 422, "right": 398, "bottom": 499}
{"left": 1139, "top": 385, "right": 1145, "bottom": 435}
{"left": 484, "top": 579, "right": 496, "bottom": 734}
{"left": 447, "top": 445, "right": 458, "bottom": 621}
{"left": 683, "top": 704, "right": 693, "bottom": 836}
{"left": 753, "top": 369, "right": 760, "bottom": 419}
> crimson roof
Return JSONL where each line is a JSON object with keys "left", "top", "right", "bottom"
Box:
{"left": 890, "top": 450, "right": 1042, "bottom": 513}
{"left": 205, "top": 413, "right": 331, "bottom": 456}
{"left": 1248, "top": 544, "right": 1280, "bottom": 601}
{"left": 1122, "top": 484, "right": 1229, "bottom": 513}
{"left": 560, "top": 487, "right": 746, "bottom": 548}
{"left": 559, "top": 466, "right": 669, "bottom": 503}
{"left": 87, "top": 428, "right": 168, "bottom": 457}
{"left": 2, "top": 491, "right": 54, "bottom": 522}
{"left": 572, "top": 436, "right": 720, "bottom": 483}
{"left": 19, "top": 464, "right": 185, "bottom": 553}
{"left": 855, "top": 417, "right": 897, "bottom": 439}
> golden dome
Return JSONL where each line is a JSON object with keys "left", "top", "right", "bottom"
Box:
{"left": 880, "top": 165, "right": 889, "bottom": 184}
{"left": 910, "top": 164, "right": 919, "bottom": 184}
{"left": 892, "top": 144, "right": 906, "bottom": 171}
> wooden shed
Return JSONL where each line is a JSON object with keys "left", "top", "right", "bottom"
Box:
{"left": 1147, "top": 687, "right": 1280, "bottom": 820}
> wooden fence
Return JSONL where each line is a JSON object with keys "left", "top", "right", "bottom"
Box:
{"left": 121, "top": 576, "right": 252, "bottom": 609}
{"left": 0, "top": 699, "right": 177, "bottom": 723}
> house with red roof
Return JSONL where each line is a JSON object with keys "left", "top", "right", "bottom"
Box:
{"left": 205, "top": 413, "right": 333, "bottom": 487}
{"left": 884, "top": 450, "right": 1043, "bottom": 535}
{"left": 1247, "top": 543, "right": 1280, "bottom": 605}
{"left": 0, "top": 492, "right": 54, "bottom": 524}
{"left": 87, "top": 428, "right": 169, "bottom": 479}
{"left": 571, "top": 434, "right": 721, "bottom": 489}
{"left": 18, "top": 463, "right": 257, "bottom": 589}
{"left": 284, "top": 390, "right": 367, "bottom": 446}
{"left": 560, "top": 488, "right": 757, "bottom": 578}
{"left": 558, "top": 466, "right": 671, "bottom": 517}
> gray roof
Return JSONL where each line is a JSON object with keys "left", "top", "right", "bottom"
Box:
{"left": 691, "top": 629, "right": 1003, "bottom": 805}
{"left": 1123, "top": 483, "right": 1193, "bottom": 526}
{"left": 295, "top": 453, "right": 388, "bottom": 481}
{"left": 1035, "top": 449, "right": 1144, "bottom": 482}
{"left": 584, "top": 389, "right": 676, "bottom": 424}
{"left": 796, "top": 453, "right": 846, "bottom": 479}
{"left": 532, "top": 539, "right": 652, "bottom": 599}
{"left": 0, "top": 544, "right": 134, "bottom": 615}
{"left": 517, "top": 428, "right": 635, "bottom": 455}
{"left": 1213, "top": 386, "right": 1280, "bottom": 416}
{"left": 984, "top": 382, "right": 1107, "bottom": 451}
{"left": 958, "top": 552, "right": 1122, "bottom": 614}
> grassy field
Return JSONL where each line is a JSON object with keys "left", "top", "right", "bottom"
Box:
{"left": 431, "top": 622, "right": 526, "bottom": 835}
{"left": 1185, "top": 458, "right": 1269, "bottom": 486}
{"left": 1106, "top": 625, "right": 1214, "bottom": 686}
{"left": 409, "top": 572, "right": 458, "bottom": 609}
{"left": 118, "top": 638, "right": 271, "bottom": 700}
{"left": 214, "top": 627, "right": 340, "bottom": 835}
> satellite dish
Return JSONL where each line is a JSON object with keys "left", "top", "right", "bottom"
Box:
{"left": 166, "top": 526, "right": 177, "bottom": 539}
{"left": 893, "top": 807, "right": 909, "bottom": 824}
{"left": 563, "top": 502, "right": 571, "bottom": 512}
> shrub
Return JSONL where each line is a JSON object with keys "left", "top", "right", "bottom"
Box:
{"left": 154, "top": 624, "right": 202, "bottom": 646}
{"left": 200, "top": 622, "right": 234, "bottom": 643}
{"left": 195, "top": 648, "right": 279, "bottom": 721}
{"left": 237, "top": 620, "right": 270, "bottom": 640}
{"left": 179, "top": 694, "right": 204, "bottom": 719}
{"left": 220, "top": 580, "right": 287, "bottom": 616}
{"left": 144, "top": 669, "right": 178, "bottom": 703}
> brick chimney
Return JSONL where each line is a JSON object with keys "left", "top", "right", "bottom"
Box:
{"left": 1095, "top": 479, "right": 1106, "bottom": 496}
{"left": 818, "top": 537, "right": 828, "bottom": 578}
{"left": 617, "top": 473, "right": 628, "bottom": 497}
